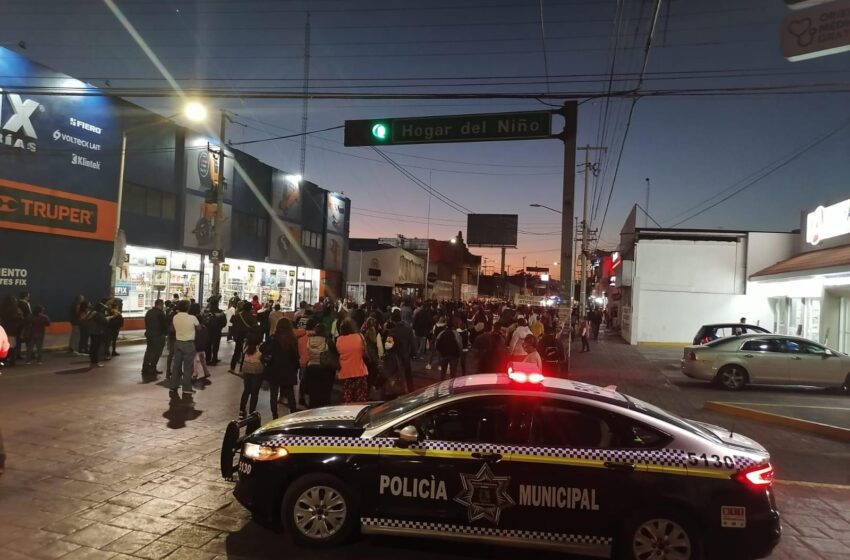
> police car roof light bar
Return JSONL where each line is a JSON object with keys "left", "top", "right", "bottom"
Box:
{"left": 507, "top": 370, "right": 545, "bottom": 384}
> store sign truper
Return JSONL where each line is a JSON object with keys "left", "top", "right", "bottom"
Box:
{"left": 807, "top": 197, "right": 850, "bottom": 245}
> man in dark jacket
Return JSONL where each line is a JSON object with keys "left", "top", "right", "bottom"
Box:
{"left": 86, "top": 300, "right": 110, "bottom": 368}
{"left": 143, "top": 299, "right": 167, "bottom": 375}
{"left": 229, "top": 302, "right": 258, "bottom": 373}
{"left": 389, "top": 310, "right": 416, "bottom": 391}
{"left": 204, "top": 299, "right": 226, "bottom": 365}
{"left": 412, "top": 304, "right": 434, "bottom": 359}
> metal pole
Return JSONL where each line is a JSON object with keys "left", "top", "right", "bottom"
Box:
{"left": 580, "top": 145, "right": 590, "bottom": 321}
{"left": 111, "top": 132, "right": 127, "bottom": 293}
{"left": 645, "top": 177, "right": 651, "bottom": 228}
{"left": 500, "top": 246, "right": 506, "bottom": 300}
{"left": 211, "top": 109, "right": 226, "bottom": 300}
{"left": 560, "top": 101, "right": 577, "bottom": 372}
{"left": 358, "top": 249, "right": 363, "bottom": 304}
{"left": 522, "top": 256, "right": 526, "bottom": 295}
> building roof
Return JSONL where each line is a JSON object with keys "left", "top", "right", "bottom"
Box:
{"left": 750, "top": 244, "right": 850, "bottom": 279}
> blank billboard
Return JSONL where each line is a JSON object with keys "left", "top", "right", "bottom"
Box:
{"left": 467, "top": 214, "right": 518, "bottom": 247}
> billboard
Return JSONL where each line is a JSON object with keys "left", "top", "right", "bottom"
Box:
{"left": 466, "top": 214, "right": 518, "bottom": 247}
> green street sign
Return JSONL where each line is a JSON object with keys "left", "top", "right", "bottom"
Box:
{"left": 344, "top": 110, "right": 553, "bottom": 146}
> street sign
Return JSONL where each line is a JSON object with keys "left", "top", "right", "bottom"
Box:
{"left": 527, "top": 266, "right": 550, "bottom": 273}
{"left": 209, "top": 249, "right": 225, "bottom": 264}
{"left": 344, "top": 111, "right": 553, "bottom": 146}
{"left": 781, "top": 0, "right": 850, "bottom": 61}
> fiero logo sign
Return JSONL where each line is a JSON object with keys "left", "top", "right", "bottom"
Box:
{"left": 0, "top": 88, "right": 42, "bottom": 153}
{"left": 0, "top": 179, "right": 116, "bottom": 241}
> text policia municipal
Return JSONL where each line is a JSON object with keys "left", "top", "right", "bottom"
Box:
{"left": 378, "top": 475, "right": 600, "bottom": 511}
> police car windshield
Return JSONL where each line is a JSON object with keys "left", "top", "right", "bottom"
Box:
{"left": 362, "top": 380, "right": 453, "bottom": 428}
{"left": 625, "top": 395, "right": 721, "bottom": 443}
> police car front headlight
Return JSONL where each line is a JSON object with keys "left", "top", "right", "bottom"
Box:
{"left": 243, "top": 442, "right": 289, "bottom": 461}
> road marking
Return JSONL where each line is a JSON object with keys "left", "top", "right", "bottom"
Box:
{"left": 718, "top": 402, "right": 850, "bottom": 411}
{"left": 776, "top": 480, "right": 850, "bottom": 491}
{"left": 704, "top": 401, "right": 850, "bottom": 442}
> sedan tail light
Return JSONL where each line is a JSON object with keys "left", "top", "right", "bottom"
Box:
{"left": 734, "top": 463, "right": 774, "bottom": 489}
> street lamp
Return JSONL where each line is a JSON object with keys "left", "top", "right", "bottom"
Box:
{"left": 174, "top": 101, "right": 229, "bottom": 301}
{"left": 529, "top": 203, "right": 562, "bottom": 214}
{"left": 112, "top": 101, "right": 214, "bottom": 296}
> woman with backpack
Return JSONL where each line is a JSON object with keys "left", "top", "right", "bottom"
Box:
{"left": 238, "top": 331, "right": 265, "bottom": 418}
{"left": 229, "top": 302, "right": 258, "bottom": 374}
{"left": 304, "top": 323, "right": 335, "bottom": 408}
{"left": 262, "top": 318, "right": 300, "bottom": 419}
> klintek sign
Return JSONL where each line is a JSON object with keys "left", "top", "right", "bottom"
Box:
{"left": 807, "top": 197, "right": 850, "bottom": 245}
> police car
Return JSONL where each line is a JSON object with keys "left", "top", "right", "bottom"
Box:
{"left": 221, "top": 373, "right": 780, "bottom": 560}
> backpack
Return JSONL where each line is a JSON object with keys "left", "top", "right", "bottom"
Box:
{"left": 436, "top": 329, "right": 459, "bottom": 356}
{"left": 241, "top": 345, "right": 265, "bottom": 374}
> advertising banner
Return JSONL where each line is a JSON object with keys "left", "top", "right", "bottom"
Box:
{"left": 183, "top": 191, "right": 232, "bottom": 252}
{"left": 0, "top": 178, "right": 117, "bottom": 241}
{"left": 326, "top": 193, "right": 346, "bottom": 234}
{"left": 271, "top": 170, "right": 303, "bottom": 223}
{"left": 0, "top": 48, "right": 121, "bottom": 203}
{"left": 325, "top": 233, "right": 344, "bottom": 271}
{"left": 268, "top": 220, "right": 303, "bottom": 265}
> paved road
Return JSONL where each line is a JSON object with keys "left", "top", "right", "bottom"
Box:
{"left": 1, "top": 334, "right": 849, "bottom": 560}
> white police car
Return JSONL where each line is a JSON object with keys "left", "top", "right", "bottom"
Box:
{"left": 221, "top": 373, "right": 781, "bottom": 560}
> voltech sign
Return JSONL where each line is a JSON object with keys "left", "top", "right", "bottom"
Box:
{"left": 807, "top": 197, "right": 850, "bottom": 245}
{"left": 0, "top": 178, "right": 117, "bottom": 241}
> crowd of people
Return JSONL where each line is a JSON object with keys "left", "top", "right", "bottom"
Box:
{"left": 1, "top": 287, "right": 604, "bottom": 422}
{"left": 0, "top": 291, "right": 125, "bottom": 368}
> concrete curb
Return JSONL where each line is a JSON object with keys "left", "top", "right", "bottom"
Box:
{"left": 44, "top": 337, "right": 146, "bottom": 353}
{"left": 705, "top": 401, "right": 850, "bottom": 443}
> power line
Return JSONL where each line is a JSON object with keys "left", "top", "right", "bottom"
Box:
{"left": 595, "top": 0, "right": 664, "bottom": 249}
{"left": 229, "top": 124, "right": 344, "bottom": 146}
{"left": 667, "top": 116, "right": 850, "bottom": 228}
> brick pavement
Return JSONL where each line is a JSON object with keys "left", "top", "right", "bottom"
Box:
{"left": 0, "top": 338, "right": 848, "bottom": 559}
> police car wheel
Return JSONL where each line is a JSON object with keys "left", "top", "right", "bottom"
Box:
{"left": 716, "top": 365, "right": 747, "bottom": 391}
{"left": 621, "top": 510, "right": 703, "bottom": 560}
{"left": 282, "top": 474, "right": 355, "bottom": 547}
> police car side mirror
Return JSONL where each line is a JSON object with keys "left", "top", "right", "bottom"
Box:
{"left": 397, "top": 425, "right": 420, "bottom": 447}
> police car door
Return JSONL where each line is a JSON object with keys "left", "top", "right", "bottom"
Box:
{"left": 373, "top": 395, "right": 527, "bottom": 533}
{"left": 509, "top": 398, "right": 665, "bottom": 557}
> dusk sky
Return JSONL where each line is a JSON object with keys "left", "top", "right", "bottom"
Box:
{"left": 2, "top": 0, "right": 849, "bottom": 278}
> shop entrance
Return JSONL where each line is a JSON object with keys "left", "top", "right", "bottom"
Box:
{"left": 840, "top": 297, "right": 850, "bottom": 353}
{"left": 296, "top": 279, "right": 314, "bottom": 306}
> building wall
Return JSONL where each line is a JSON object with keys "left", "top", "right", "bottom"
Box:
{"left": 746, "top": 232, "right": 797, "bottom": 278}
{"left": 631, "top": 236, "right": 782, "bottom": 344}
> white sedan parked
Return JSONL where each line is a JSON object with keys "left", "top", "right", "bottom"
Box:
{"left": 681, "top": 334, "right": 850, "bottom": 391}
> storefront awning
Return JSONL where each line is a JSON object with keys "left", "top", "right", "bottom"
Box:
{"left": 751, "top": 245, "right": 850, "bottom": 281}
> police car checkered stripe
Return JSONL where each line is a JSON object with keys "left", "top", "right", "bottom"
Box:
{"left": 257, "top": 436, "right": 744, "bottom": 476}
{"left": 361, "top": 517, "right": 612, "bottom": 546}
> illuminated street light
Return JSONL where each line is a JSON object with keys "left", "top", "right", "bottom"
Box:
{"left": 183, "top": 101, "right": 208, "bottom": 122}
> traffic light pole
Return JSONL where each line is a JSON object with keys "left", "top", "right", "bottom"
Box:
{"left": 559, "top": 102, "right": 577, "bottom": 373}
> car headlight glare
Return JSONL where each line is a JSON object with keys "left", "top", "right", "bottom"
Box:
{"left": 243, "top": 442, "right": 289, "bottom": 461}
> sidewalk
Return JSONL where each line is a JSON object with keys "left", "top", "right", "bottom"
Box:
{"left": 43, "top": 330, "right": 147, "bottom": 353}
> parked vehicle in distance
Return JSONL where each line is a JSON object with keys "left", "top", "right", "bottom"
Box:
{"left": 693, "top": 323, "right": 770, "bottom": 345}
{"left": 682, "top": 334, "right": 850, "bottom": 391}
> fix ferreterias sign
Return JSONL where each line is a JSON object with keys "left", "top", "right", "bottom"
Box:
{"left": 0, "top": 178, "right": 117, "bottom": 241}
{"left": 807, "top": 197, "right": 850, "bottom": 245}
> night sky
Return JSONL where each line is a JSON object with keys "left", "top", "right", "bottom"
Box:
{"left": 2, "top": 0, "right": 849, "bottom": 278}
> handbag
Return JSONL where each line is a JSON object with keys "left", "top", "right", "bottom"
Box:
{"left": 320, "top": 347, "right": 340, "bottom": 370}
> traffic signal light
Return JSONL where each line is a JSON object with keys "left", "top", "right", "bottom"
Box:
{"left": 371, "top": 122, "right": 388, "bottom": 141}
{"left": 345, "top": 119, "right": 392, "bottom": 146}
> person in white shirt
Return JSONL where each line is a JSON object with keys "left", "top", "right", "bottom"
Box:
{"left": 508, "top": 317, "right": 532, "bottom": 357}
{"left": 522, "top": 334, "right": 543, "bottom": 371}
{"left": 170, "top": 300, "right": 200, "bottom": 397}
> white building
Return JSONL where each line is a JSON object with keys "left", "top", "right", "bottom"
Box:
{"left": 749, "top": 195, "right": 850, "bottom": 352}
{"left": 346, "top": 244, "right": 425, "bottom": 308}
{"left": 615, "top": 206, "right": 797, "bottom": 345}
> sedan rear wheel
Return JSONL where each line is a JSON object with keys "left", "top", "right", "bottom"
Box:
{"left": 716, "top": 365, "right": 747, "bottom": 391}
{"left": 620, "top": 509, "right": 703, "bottom": 560}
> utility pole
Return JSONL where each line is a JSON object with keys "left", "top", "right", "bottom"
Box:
{"left": 645, "top": 177, "right": 651, "bottom": 228}
{"left": 522, "top": 256, "right": 527, "bottom": 294}
{"left": 578, "top": 144, "right": 606, "bottom": 320}
{"left": 299, "top": 13, "right": 311, "bottom": 177}
{"left": 211, "top": 109, "right": 227, "bottom": 300}
{"left": 559, "top": 101, "right": 578, "bottom": 373}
